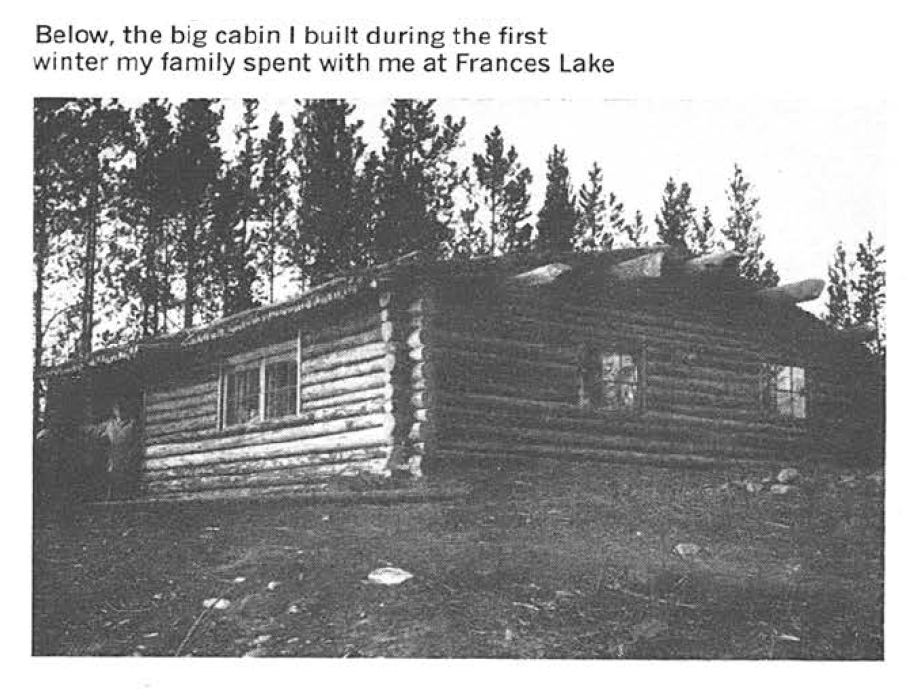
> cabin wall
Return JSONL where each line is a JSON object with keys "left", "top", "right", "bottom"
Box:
{"left": 411, "top": 282, "right": 880, "bottom": 472}
{"left": 140, "top": 292, "right": 400, "bottom": 501}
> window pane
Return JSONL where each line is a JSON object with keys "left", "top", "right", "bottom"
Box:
{"left": 776, "top": 390, "right": 792, "bottom": 416}
{"left": 776, "top": 366, "right": 792, "bottom": 391}
{"left": 793, "top": 395, "right": 807, "bottom": 419}
{"left": 792, "top": 367, "right": 806, "bottom": 394}
{"left": 265, "top": 360, "right": 297, "bottom": 420}
{"left": 225, "top": 366, "right": 260, "bottom": 426}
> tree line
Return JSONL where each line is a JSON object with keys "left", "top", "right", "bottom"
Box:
{"left": 824, "top": 231, "right": 886, "bottom": 357}
{"left": 34, "top": 98, "right": 884, "bottom": 382}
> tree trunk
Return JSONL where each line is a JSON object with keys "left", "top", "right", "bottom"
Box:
{"left": 81, "top": 158, "right": 98, "bottom": 359}
{"left": 183, "top": 217, "right": 196, "bottom": 328}
{"left": 33, "top": 219, "right": 48, "bottom": 434}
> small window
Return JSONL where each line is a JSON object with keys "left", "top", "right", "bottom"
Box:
{"left": 762, "top": 364, "right": 807, "bottom": 419}
{"left": 265, "top": 360, "right": 297, "bottom": 420}
{"left": 580, "top": 347, "right": 642, "bottom": 412}
{"left": 224, "top": 365, "right": 260, "bottom": 427}
{"left": 221, "top": 353, "right": 298, "bottom": 428}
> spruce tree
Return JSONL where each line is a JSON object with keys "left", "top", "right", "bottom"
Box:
{"left": 34, "top": 99, "right": 85, "bottom": 426}
{"left": 719, "top": 163, "right": 778, "bottom": 285}
{"left": 825, "top": 241, "right": 852, "bottom": 329}
{"left": 126, "top": 99, "right": 178, "bottom": 336}
{"left": 690, "top": 205, "right": 717, "bottom": 255}
{"left": 472, "top": 126, "right": 532, "bottom": 254}
{"left": 627, "top": 210, "right": 649, "bottom": 247}
{"left": 258, "top": 112, "right": 291, "bottom": 303}
{"left": 289, "top": 99, "right": 365, "bottom": 286}
{"left": 211, "top": 99, "right": 260, "bottom": 316}
{"left": 654, "top": 178, "right": 695, "bottom": 253}
{"left": 374, "top": 99, "right": 465, "bottom": 262}
{"left": 606, "top": 193, "right": 629, "bottom": 251}
{"left": 174, "top": 99, "right": 223, "bottom": 327}
{"left": 537, "top": 145, "right": 577, "bottom": 253}
{"left": 852, "top": 231, "right": 886, "bottom": 355}
{"left": 351, "top": 149, "right": 382, "bottom": 266}
{"left": 575, "top": 162, "right": 608, "bottom": 251}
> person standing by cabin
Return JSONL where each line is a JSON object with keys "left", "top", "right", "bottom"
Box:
{"left": 83, "top": 401, "right": 140, "bottom": 501}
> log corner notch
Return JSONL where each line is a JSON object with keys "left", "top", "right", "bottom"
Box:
{"left": 379, "top": 284, "right": 428, "bottom": 479}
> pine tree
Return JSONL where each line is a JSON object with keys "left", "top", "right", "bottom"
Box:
{"left": 351, "top": 149, "right": 382, "bottom": 266}
{"left": 690, "top": 205, "right": 717, "bottom": 255}
{"left": 374, "top": 99, "right": 466, "bottom": 262}
{"left": 257, "top": 112, "right": 291, "bottom": 303}
{"left": 174, "top": 99, "right": 223, "bottom": 328}
{"left": 825, "top": 241, "right": 852, "bottom": 329}
{"left": 720, "top": 163, "right": 778, "bottom": 285}
{"left": 654, "top": 178, "right": 695, "bottom": 253}
{"left": 126, "top": 99, "right": 178, "bottom": 336}
{"left": 34, "top": 99, "right": 85, "bottom": 427}
{"left": 575, "top": 162, "right": 607, "bottom": 251}
{"left": 537, "top": 145, "right": 577, "bottom": 253}
{"left": 451, "top": 181, "right": 487, "bottom": 258}
{"left": 289, "top": 99, "right": 365, "bottom": 287}
{"left": 606, "top": 193, "right": 630, "bottom": 250}
{"left": 852, "top": 231, "right": 886, "bottom": 355}
{"left": 471, "top": 126, "right": 532, "bottom": 254}
{"left": 212, "top": 99, "right": 260, "bottom": 316}
{"left": 627, "top": 210, "right": 649, "bottom": 247}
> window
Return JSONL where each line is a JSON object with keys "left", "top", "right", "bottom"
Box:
{"left": 222, "top": 353, "right": 298, "bottom": 428}
{"left": 580, "top": 347, "right": 642, "bottom": 412}
{"left": 762, "top": 364, "right": 807, "bottom": 419}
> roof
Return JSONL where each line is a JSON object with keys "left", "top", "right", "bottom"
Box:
{"left": 37, "top": 246, "right": 825, "bottom": 377}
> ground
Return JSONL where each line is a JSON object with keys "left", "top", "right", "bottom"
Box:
{"left": 32, "top": 460, "right": 884, "bottom": 659}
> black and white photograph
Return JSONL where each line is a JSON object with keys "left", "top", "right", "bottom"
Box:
{"left": 31, "top": 95, "right": 886, "bottom": 660}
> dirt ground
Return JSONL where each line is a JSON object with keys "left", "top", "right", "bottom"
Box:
{"left": 32, "top": 460, "right": 884, "bottom": 659}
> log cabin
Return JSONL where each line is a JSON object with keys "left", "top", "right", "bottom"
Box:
{"left": 37, "top": 247, "right": 884, "bottom": 502}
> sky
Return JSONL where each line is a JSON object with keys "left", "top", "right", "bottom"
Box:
{"left": 225, "top": 97, "right": 887, "bottom": 311}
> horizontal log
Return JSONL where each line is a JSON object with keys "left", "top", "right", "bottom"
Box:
{"left": 422, "top": 389, "right": 809, "bottom": 442}
{"left": 144, "top": 426, "right": 394, "bottom": 471}
{"left": 407, "top": 344, "right": 576, "bottom": 376}
{"left": 435, "top": 418, "right": 786, "bottom": 461}
{"left": 145, "top": 459, "right": 391, "bottom": 494}
{"left": 298, "top": 372, "right": 390, "bottom": 403}
{"left": 304, "top": 385, "right": 394, "bottom": 411}
{"left": 299, "top": 329, "right": 385, "bottom": 364}
{"left": 412, "top": 373, "right": 572, "bottom": 403}
{"left": 145, "top": 401, "right": 217, "bottom": 426}
{"left": 300, "top": 310, "right": 381, "bottom": 346}
{"left": 145, "top": 380, "right": 218, "bottom": 404}
{"left": 410, "top": 327, "right": 578, "bottom": 363}
{"left": 145, "top": 414, "right": 219, "bottom": 438}
{"left": 145, "top": 392, "right": 217, "bottom": 419}
{"left": 432, "top": 405, "right": 808, "bottom": 453}
{"left": 299, "top": 355, "right": 395, "bottom": 389}
{"left": 645, "top": 373, "right": 760, "bottom": 400}
{"left": 435, "top": 440, "right": 783, "bottom": 471}
{"left": 222, "top": 339, "right": 296, "bottom": 367}
{"left": 298, "top": 341, "right": 390, "bottom": 375}
{"left": 442, "top": 299, "right": 760, "bottom": 354}
{"left": 145, "top": 400, "right": 392, "bottom": 446}
{"left": 143, "top": 446, "right": 393, "bottom": 482}
{"left": 146, "top": 413, "right": 394, "bottom": 459}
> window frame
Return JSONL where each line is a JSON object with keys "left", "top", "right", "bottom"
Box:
{"left": 760, "top": 362, "right": 808, "bottom": 421}
{"left": 579, "top": 344, "right": 646, "bottom": 414}
{"left": 220, "top": 349, "right": 299, "bottom": 429}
